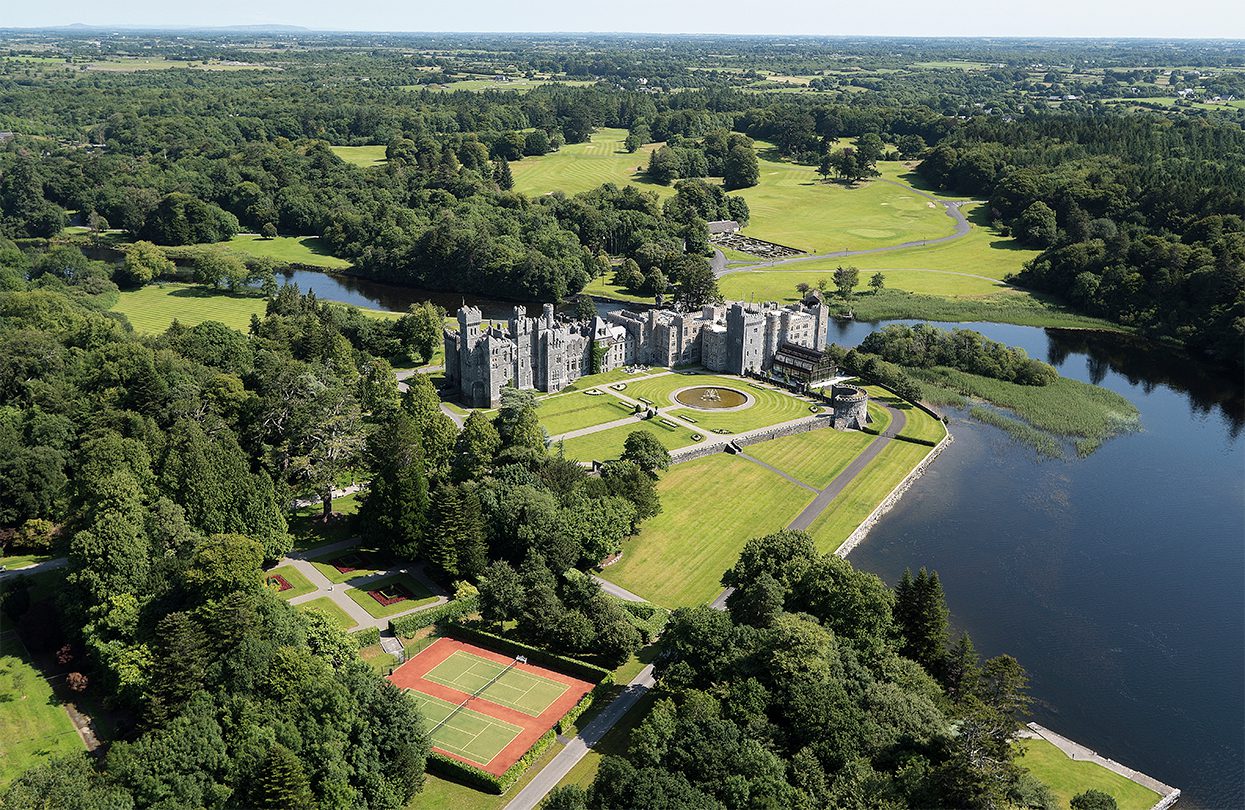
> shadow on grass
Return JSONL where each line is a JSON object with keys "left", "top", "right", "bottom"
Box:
{"left": 165, "top": 285, "right": 265, "bottom": 300}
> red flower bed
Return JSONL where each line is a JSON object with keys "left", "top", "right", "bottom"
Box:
{"left": 267, "top": 574, "right": 292, "bottom": 592}
{"left": 330, "top": 552, "right": 373, "bottom": 573}
{"left": 368, "top": 583, "right": 413, "bottom": 607}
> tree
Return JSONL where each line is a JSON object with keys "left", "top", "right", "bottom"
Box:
{"left": 621, "top": 431, "right": 671, "bottom": 475}
{"left": 185, "top": 534, "right": 263, "bottom": 599}
{"left": 542, "top": 785, "right": 589, "bottom": 810}
{"left": 575, "top": 295, "right": 596, "bottom": 321}
{"left": 817, "top": 150, "right": 834, "bottom": 182}
{"left": 722, "top": 145, "right": 759, "bottom": 190}
{"left": 495, "top": 387, "right": 546, "bottom": 458}
{"left": 118, "top": 241, "right": 173, "bottom": 288}
{"left": 869, "top": 272, "right": 885, "bottom": 293}
{"left": 856, "top": 133, "right": 885, "bottom": 165}
{"left": 87, "top": 211, "right": 109, "bottom": 245}
{"left": 191, "top": 250, "right": 248, "bottom": 290}
{"left": 894, "top": 567, "right": 949, "bottom": 678}
{"left": 494, "top": 158, "right": 514, "bottom": 191}
{"left": 452, "top": 410, "right": 501, "bottom": 483}
{"left": 260, "top": 222, "right": 277, "bottom": 239}
{"left": 396, "top": 301, "right": 444, "bottom": 363}
{"left": 833, "top": 265, "right": 860, "bottom": 299}
{"left": 254, "top": 743, "right": 316, "bottom": 810}
{"left": 359, "top": 412, "right": 429, "bottom": 558}
{"left": 897, "top": 134, "right": 927, "bottom": 159}
{"left": 597, "top": 460, "right": 661, "bottom": 523}
{"left": 479, "top": 560, "right": 524, "bottom": 626}
{"left": 613, "top": 258, "right": 645, "bottom": 292}
{"left": 523, "top": 130, "right": 552, "bottom": 157}
{"left": 1071, "top": 790, "right": 1119, "bottom": 810}
{"left": 1016, "top": 201, "right": 1058, "bottom": 247}
{"left": 673, "top": 262, "right": 722, "bottom": 310}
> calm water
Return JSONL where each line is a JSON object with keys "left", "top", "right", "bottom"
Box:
{"left": 297, "top": 270, "right": 1244, "bottom": 807}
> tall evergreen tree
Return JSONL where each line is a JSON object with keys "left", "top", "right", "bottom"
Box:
{"left": 359, "top": 412, "right": 430, "bottom": 558}
{"left": 254, "top": 743, "right": 316, "bottom": 810}
{"left": 451, "top": 410, "right": 500, "bottom": 483}
{"left": 894, "top": 567, "right": 950, "bottom": 679}
{"left": 494, "top": 387, "right": 546, "bottom": 460}
{"left": 494, "top": 158, "right": 514, "bottom": 190}
{"left": 400, "top": 374, "right": 457, "bottom": 477}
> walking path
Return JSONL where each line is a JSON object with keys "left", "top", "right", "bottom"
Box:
{"left": 1023, "top": 723, "right": 1181, "bottom": 810}
{"left": 502, "top": 664, "right": 657, "bottom": 810}
{"left": 590, "top": 575, "right": 647, "bottom": 603}
{"left": 280, "top": 540, "right": 449, "bottom": 631}
{"left": 715, "top": 182, "right": 979, "bottom": 277}
{"left": 736, "top": 451, "right": 819, "bottom": 493}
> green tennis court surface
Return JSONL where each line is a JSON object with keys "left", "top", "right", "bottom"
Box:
{"left": 407, "top": 692, "right": 523, "bottom": 767}
{"left": 422, "top": 651, "right": 570, "bottom": 717}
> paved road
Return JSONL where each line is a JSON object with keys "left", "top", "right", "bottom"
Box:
{"left": 787, "top": 405, "right": 906, "bottom": 531}
{"left": 503, "top": 665, "right": 657, "bottom": 810}
{"left": 715, "top": 182, "right": 981, "bottom": 277}
{"left": 591, "top": 575, "right": 647, "bottom": 603}
{"left": 0, "top": 555, "right": 67, "bottom": 582}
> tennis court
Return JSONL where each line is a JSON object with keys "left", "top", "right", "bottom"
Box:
{"left": 422, "top": 650, "right": 570, "bottom": 717}
{"left": 405, "top": 691, "right": 524, "bottom": 766}
{"left": 389, "top": 637, "right": 596, "bottom": 775}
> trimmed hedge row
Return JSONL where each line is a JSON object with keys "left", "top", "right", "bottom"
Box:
{"left": 441, "top": 623, "right": 614, "bottom": 686}
{"left": 617, "top": 600, "right": 670, "bottom": 642}
{"left": 388, "top": 596, "right": 479, "bottom": 638}
{"left": 425, "top": 728, "right": 558, "bottom": 794}
{"left": 351, "top": 626, "right": 381, "bottom": 647}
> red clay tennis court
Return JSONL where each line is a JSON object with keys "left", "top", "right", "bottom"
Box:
{"left": 389, "top": 637, "right": 594, "bottom": 776}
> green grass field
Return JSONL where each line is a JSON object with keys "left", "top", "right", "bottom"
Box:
{"left": 407, "top": 691, "right": 523, "bottom": 767}
{"left": 331, "top": 145, "right": 388, "bottom": 167}
{"left": 509, "top": 128, "right": 670, "bottom": 197}
{"left": 862, "top": 387, "right": 947, "bottom": 444}
{"left": 265, "top": 565, "right": 317, "bottom": 600}
{"left": 296, "top": 596, "right": 358, "bottom": 630}
{"left": 538, "top": 391, "right": 637, "bottom": 435}
{"left": 734, "top": 150, "right": 957, "bottom": 253}
{"left": 745, "top": 428, "right": 875, "bottom": 489}
{"left": 112, "top": 283, "right": 401, "bottom": 334}
{"left": 666, "top": 385, "right": 816, "bottom": 434}
{"left": 192, "top": 234, "right": 352, "bottom": 269}
{"left": 1018, "top": 739, "right": 1160, "bottom": 810}
{"left": 804, "top": 439, "right": 934, "bottom": 552}
{"left": 344, "top": 575, "right": 437, "bottom": 619}
{"left": 0, "top": 637, "right": 85, "bottom": 788}
{"left": 722, "top": 267, "right": 1013, "bottom": 301}
{"left": 308, "top": 547, "right": 390, "bottom": 585}
{"left": 422, "top": 650, "right": 569, "bottom": 717}
{"left": 558, "top": 417, "right": 700, "bottom": 462}
{"left": 620, "top": 372, "right": 730, "bottom": 406}
{"left": 838, "top": 289, "right": 1121, "bottom": 331}
{"left": 600, "top": 454, "right": 814, "bottom": 607}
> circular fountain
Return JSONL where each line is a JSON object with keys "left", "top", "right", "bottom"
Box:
{"left": 673, "top": 385, "right": 752, "bottom": 410}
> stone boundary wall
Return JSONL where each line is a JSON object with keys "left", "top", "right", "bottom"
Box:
{"left": 669, "top": 415, "right": 836, "bottom": 465}
{"left": 836, "top": 429, "right": 953, "bottom": 559}
{"left": 1024, "top": 723, "right": 1181, "bottom": 810}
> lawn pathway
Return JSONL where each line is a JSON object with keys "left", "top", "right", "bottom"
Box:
{"left": 502, "top": 664, "right": 657, "bottom": 810}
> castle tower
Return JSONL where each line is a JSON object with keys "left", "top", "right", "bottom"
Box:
{"left": 510, "top": 305, "right": 534, "bottom": 390}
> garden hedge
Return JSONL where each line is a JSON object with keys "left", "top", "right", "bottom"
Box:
{"left": 351, "top": 626, "right": 381, "bottom": 647}
{"left": 441, "top": 623, "right": 613, "bottom": 685}
{"left": 388, "top": 595, "right": 479, "bottom": 638}
{"left": 425, "top": 728, "right": 559, "bottom": 794}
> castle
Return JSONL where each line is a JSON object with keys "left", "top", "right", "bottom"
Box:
{"left": 444, "top": 298, "right": 830, "bottom": 408}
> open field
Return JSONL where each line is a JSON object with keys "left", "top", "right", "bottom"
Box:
{"left": 331, "top": 145, "right": 388, "bottom": 167}
{"left": 744, "top": 428, "right": 875, "bottom": 489}
{"left": 183, "top": 234, "right": 352, "bottom": 269}
{"left": 804, "top": 440, "right": 934, "bottom": 552}
{"left": 112, "top": 283, "right": 400, "bottom": 334}
{"left": 344, "top": 574, "right": 437, "bottom": 619}
{"left": 837, "top": 289, "right": 1122, "bottom": 331}
{"left": 295, "top": 596, "right": 358, "bottom": 630}
{"left": 667, "top": 386, "right": 817, "bottom": 433}
{"left": 509, "top": 128, "right": 669, "bottom": 197}
{"left": 558, "top": 417, "right": 698, "bottom": 461}
{"left": 734, "top": 151, "right": 957, "bottom": 253}
{"left": 600, "top": 453, "right": 814, "bottom": 607}
{"left": 1018, "top": 738, "right": 1160, "bottom": 810}
{"left": 265, "top": 565, "right": 317, "bottom": 600}
{"left": 289, "top": 493, "right": 361, "bottom": 551}
{"left": 81, "top": 57, "right": 270, "bottom": 72}
{"left": 0, "top": 638, "right": 85, "bottom": 788}
{"left": 722, "top": 268, "right": 1012, "bottom": 301}
{"left": 861, "top": 387, "right": 947, "bottom": 444}
{"left": 538, "top": 390, "right": 637, "bottom": 435}
{"left": 414, "top": 77, "right": 596, "bottom": 93}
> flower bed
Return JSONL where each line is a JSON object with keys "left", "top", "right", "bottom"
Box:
{"left": 266, "top": 574, "right": 292, "bottom": 592}
{"left": 368, "top": 582, "right": 413, "bottom": 607}
{"left": 330, "top": 551, "right": 372, "bottom": 573}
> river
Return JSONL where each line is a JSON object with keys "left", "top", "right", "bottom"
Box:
{"left": 291, "top": 269, "right": 1244, "bottom": 808}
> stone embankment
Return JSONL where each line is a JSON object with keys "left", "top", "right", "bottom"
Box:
{"left": 1022, "top": 723, "right": 1181, "bottom": 810}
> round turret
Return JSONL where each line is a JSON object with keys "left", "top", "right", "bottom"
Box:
{"left": 831, "top": 384, "right": 869, "bottom": 430}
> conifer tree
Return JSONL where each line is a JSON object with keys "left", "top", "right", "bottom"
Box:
{"left": 945, "top": 631, "right": 982, "bottom": 701}
{"left": 893, "top": 567, "right": 950, "bottom": 679}
{"left": 495, "top": 158, "right": 514, "bottom": 190}
{"left": 359, "top": 412, "right": 430, "bottom": 558}
{"left": 255, "top": 743, "right": 316, "bottom": 810}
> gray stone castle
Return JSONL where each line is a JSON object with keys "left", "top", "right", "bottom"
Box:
{"left": 444, "top": 298, "right": 829, "bottom": 408}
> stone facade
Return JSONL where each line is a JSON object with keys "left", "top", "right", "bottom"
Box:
{"left": 830, "top": 384, "right": 869, "bottom": 430}
{"left": 444, "top": 298, "right": 830, "bottom": 408}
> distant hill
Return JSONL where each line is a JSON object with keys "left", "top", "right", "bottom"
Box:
{"left": 29, "top": 23, "right": 311, "bottom": 32}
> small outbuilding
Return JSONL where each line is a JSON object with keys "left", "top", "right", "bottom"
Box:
{"left": 707, "top": 220, "right": 741, "bottom": 235}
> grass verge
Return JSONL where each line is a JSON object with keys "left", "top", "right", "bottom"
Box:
{"left": 1017, "top": 738, "right": 1160, "bottom": 810}
{"left": 744, "top": 428, "right": 875, "bottom": 489}
{"left": 264, "top": 565, "right": 317, "bottom": 600}
{"left": 344, "top": 575, "right": 437, "bottom": 620}
{"left": 296, "top": 596, "right": 358, "bottom": 631}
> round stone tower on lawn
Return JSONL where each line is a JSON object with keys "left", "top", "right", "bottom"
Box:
{"left": 831, "top": 384, "right": 869, "bottom": 430}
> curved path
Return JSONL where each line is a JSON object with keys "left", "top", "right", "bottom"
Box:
{"left": 716, "top": 181, "right": 979, "bottom": 277}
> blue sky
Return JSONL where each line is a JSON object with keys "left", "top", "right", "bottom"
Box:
{"left": 4, "top": 0, "right": 1243, "bottom": 39}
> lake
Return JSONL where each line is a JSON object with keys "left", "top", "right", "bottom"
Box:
{"left": 292, "top": 268, "right": 1244, "bottom": 807}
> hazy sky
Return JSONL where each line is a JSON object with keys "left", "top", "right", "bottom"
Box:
{"left": 4, "top": 0, "right": 1243, "bottom": 39}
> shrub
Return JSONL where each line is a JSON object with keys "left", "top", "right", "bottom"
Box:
{"left": 352, "top": 627, "right": 381, "bottom": 647}
{"left": 388, "top": 595, "right": 479, "bottom": 638}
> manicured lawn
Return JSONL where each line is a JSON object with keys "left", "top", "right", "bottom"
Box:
{"left": 600, "top": 454, "right": 815, "bottom": 608}
{"left": 0, "top": 637, "right": 85, "bottom": 788}
{"left": 558, "top": 418, "right": 699, "bottom": 462}
{"left": 358, "top": 643, "right": 399, "bottom": 675}
{"left": 112, "top": 283, "right": 399, "bottom": 334}
{"left": 288, "top": 494, "right": 362, "bottom": 551}
{"left": 308, "top": 546, "right": 390, "bottom": 585}
{"left": 406, "top": 740, "right": 567, "bottom": 810}
{"left": 113, "top": 283, "right": 268, "bottom": 333}
{"left": 195, "top": 234, "right": 351, "bottom": 269}
{"left": 538, "top": 391, "right": 638, "bottom": 435}
{"left": 264, "top": 565, "right": 317, "bottom": 601}
{"left": 745, "top": 428, "right": 875, "bottom": 489}
{"left": 1018, "top": 738, "right": 1160, "bottom": 810}
{"left": 331, "top": 145, "right": 388, "bottom": 167}
{"left": 733, "top": 148, "right": 957, "bottom": 253}
{"left": 621, "top": 371, "right": 727, "bottom": 406}
{"left": 666, "top": 384, "right": 817, "bottom": 434}
{"left": 509, "top": 128, "right": 672, "bottom": 197}
{"left": 0, "top": 551, "right": 56, "bottom": 571}
{"left": 295, "top": 596, "right": 358, "bottom": 630}
{"left": 344, "top": 574, "right": 437, "bottom": 620}
{"left": 804, "top": 440, "right": 933, "bottom": 552}
{"left": 862, "top": 387, "right": 947, "bottom": 444}
{"left": 722, "top": 267, "right": 1013, "bottom": 301}
{"left": 582, "top": 275, "right": 654, "bottom": 305}
{"left": 866, "top": 401, "right": 892, "bottom": 434}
